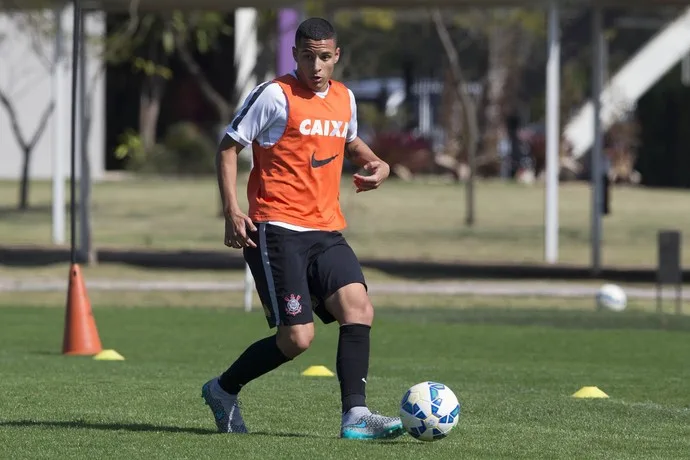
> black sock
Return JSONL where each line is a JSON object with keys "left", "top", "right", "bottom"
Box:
{"left": 218, "top": 335, "right": 291, "bottom": 395}
{"left": 337, "top": 324, "right": 371, "bottom": 413}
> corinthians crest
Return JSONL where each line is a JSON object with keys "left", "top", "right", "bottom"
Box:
{"left": 284, "top": 294, "right": 302, "bottom": 316}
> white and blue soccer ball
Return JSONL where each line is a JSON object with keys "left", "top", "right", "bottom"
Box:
{"left": 399, "top": 381, "right": 461, "bottom": 441}
{"left": 596, "top": 283, "right": 627, "bottom": 312}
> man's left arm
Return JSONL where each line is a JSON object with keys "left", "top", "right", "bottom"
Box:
{"left": 344, "top": 88, "right": 390, "bottom": 193}
{"left": 345, "top": 137, "right": 390, "bottom": 193}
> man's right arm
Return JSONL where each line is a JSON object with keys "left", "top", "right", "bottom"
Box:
{"left": 215, "top": 134, "right": 245, "bottom": 220}
{"left": 216, "top": 134, "right": 258, "bottom": 248}
{"left": 216, "top": 81, "right": 284, "bottom": 248}
{"left": 218, "top": 81, "right": 283, "bottom": 217}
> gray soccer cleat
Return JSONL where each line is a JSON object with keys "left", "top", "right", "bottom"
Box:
{"left": 201, "top": 378, "right": 248, "bottom": 433}
{"left": 340, "top": 412, "right": 405, "bottom": 440}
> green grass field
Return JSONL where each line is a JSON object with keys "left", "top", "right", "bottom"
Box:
{"left": 2, "top": 177, "right": 690, "bottom": 268}
{"left": 2, "top": 301, "right": 689, "bottom": 459}
{"left": 3, "top": 175, "right": 690, "bottom": 458}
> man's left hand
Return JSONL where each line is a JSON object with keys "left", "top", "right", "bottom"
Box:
{"left": 353, "top": 161, "right": 390, "bottom": 193}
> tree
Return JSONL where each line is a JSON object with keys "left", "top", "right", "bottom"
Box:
{"left": 105, "top": 13, "right": 175, "bottom": 152}
{"left": 0, "top": 11, "right": 56, "bottom": 210}
{"left": 454, "top": 9, "right": 543, "bottom": 168}
{"left": 431, "top": 9, "right": 480, "bottom": 225}
{"left": 172, "top": 9, "right": 280, "bottom": 128}
{"left": 171, "top": 11, "right": 233, "bottom": 126}
{"left": 106, "top": 10, "right": 235, "bottom": 152}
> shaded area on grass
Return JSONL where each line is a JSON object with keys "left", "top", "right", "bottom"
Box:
{"left": 2, "top": 245, "right": 689, "bottom": 283}
{"left": 376, "top": 307, "right": 690, "bottom": 332}
{"left": 0, "top": 420, "right": 216, "bottom": 435}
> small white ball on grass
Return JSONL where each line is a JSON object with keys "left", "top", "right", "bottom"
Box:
{"left": 596, "top": 284, "right": 627, "bottom": 312}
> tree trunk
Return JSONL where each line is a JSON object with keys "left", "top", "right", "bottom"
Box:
{"left": 139, "top": 80, "right": 162, "bottom": 152}
{"left": 18, "top": 149, "right": 31, "bottom": 211}
{"left": 0, "top": 90, "right": 54, "bottom": 211}
{"left": 138, "top": 31, "right": 168, "bottom": 152}
{"left": 482, "top": 24, "right": 514, "bottom": 168}
{"left": 481, "top": 17, "right": 534, "bottom": 172}
{"left": 431, "top": 9, "right": 480, "bottom": 225}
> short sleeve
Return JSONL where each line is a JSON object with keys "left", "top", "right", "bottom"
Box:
{"left": 226, "top": 82, "right": 286, "bottom": 147}
{"left": 346, "top": 88, "right": 358, "bottom": 143}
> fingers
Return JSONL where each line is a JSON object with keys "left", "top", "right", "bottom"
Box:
{"left": 224, "top": 231, "right": 243, "bottom": 249}
{"left": 354, "top": 161, "right": 389, "bottom": 192}
{"left": 353, "top": 173, "right": 381, "bottom": 193}
{"left": 226, "top": 233, "right": 255, "bottom": 248}
{"left": 238, "top": 218, "right": 257, "bottom": 247}
{"left": 353, "top": 173, "right": 378, "bottom": 182}
{"left": 354, "top": 182, "right": 379, "bottom": 193}
{"left": 244, "top": 216, "right": 258, "bottom": 233}
{"left": 232, "top": 227, "right": 255, "bottom": 248}
{"left": 225, "top": 216, "right": 258, "bottom": 249}
{"left": 363, "top": 161, "right": 379, "bottom": 172}
{"left": 224, "top": 236, "right": 242, "bottom": 249}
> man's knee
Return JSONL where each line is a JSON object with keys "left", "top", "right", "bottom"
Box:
{"left": 347, "top": 295, "right": 374, "bottom": 325}
{"left": 276, "top": 323, "right": 315, "bottom": 358}
{"left": 326, "top": 283, "right": 374, "bottom": 326}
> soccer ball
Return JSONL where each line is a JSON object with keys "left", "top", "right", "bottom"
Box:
{"left": 399, "top": 381, "right": 461, "bottom": 441}
{"left": 596, "top": 283, "right": 627, "bottom": 312}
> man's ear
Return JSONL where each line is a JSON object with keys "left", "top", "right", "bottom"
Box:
{"left": 334, "top": 47, "right": 341, "bottom": 64}
{"left": 292, "top": 46, "right": 298, "bottom": 62}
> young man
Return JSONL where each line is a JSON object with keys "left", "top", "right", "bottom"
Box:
{"left": 202, "top": 17, "right": 404, "bottom": 440}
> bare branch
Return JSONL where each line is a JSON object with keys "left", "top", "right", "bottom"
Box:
{"left": 173, "top": 28, "right": 231, "bottom": 122}
{"left": 28, "top": 101, "right": 55, "bottom": 151}
{"left": 22, "top": 12, "right": 54, "bottom": 71}
{"left": 0, "top": 90, "right": 29, "bottom": 152}
{"left": 430, "top": 9, "right": 480, "bottom": 151}
{"left": 99, "top": 0, "right": 144, "bottom": 63}
{"left": 0, "top": 87, "right": 55, "bottom": 154}
{"left": 431, "top": 8, "right": 481, "bottom": 226}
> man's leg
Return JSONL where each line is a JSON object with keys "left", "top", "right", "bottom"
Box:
{"left": 327, "top": 283, "right": 372, "bottom": 414}
{"left": 309, "top": 240, "right": 404, "bottom": 440}
{"left": 202, "top": 323, "right": 313, "bottom": 433}
{"left": 203, "top": 224, "right": 315, "bottom": 433}
{"left": 217, "top": 323, "right": 314, "bottom": 394}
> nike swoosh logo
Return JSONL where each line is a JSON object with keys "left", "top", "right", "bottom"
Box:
{"left": 349, "top": 420, "right": 367, "bottom": 428}
{"left": 311, "top": 152, "right": 339, "bottom": 168}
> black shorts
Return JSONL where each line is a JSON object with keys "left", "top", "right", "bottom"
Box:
{"left": 243, "top": 223, "right": 367, "bottom": 328}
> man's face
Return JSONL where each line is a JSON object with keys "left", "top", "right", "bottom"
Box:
{"left": 292, "top": 38, "right": 340, "bottom": 92}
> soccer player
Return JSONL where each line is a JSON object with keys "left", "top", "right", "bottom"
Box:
{"left": 202, "top": 17, "right": 404, "bottom": 440}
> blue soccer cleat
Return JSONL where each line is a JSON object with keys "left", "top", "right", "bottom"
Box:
{"left": 340, "top": 412, "right": 405, "bottom": 440}
{"left": 201, "top": 378, "right": 248, "bottom": 434}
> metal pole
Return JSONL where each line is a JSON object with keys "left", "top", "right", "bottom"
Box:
{"left": 602, "top": 24, "right": 610, "bottom": 83}
{"left": 545, "top": 0, "right": 560, "bottom": 264}
{"left": 465, "top": 127, "right": 475, "bottom": 227}
{"left": 69, "top": 0, "right": 82, "bottom": 265}
{"left": 591, "top": 7, "right": 604, "bottom": 274}
{"left": 236, "top": 8, "right": 258, "bottom": 312}
{"left": 52, "top": 6, "right": 66, "bottom": 245}
{"left": 78, "top": 9, "right": 90, "bottom": 262}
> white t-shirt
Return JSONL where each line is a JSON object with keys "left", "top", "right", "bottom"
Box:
{"left": 227, "top": 71, "right": 358, "bottom": 148}
{"left": 226, "top": 71, "right": 359, "bottom": 232}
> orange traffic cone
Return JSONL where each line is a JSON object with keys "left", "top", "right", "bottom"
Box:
{"left": 62, "top": 264, "right": 102, "bottom": 355}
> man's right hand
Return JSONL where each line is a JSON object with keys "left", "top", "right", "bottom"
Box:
{"left": 224, "top": 210, "right": 258, "bottom": 249}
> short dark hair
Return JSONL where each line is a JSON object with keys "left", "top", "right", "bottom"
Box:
{"left": 295, "top": 17, "right": 337, "bottom": 47}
